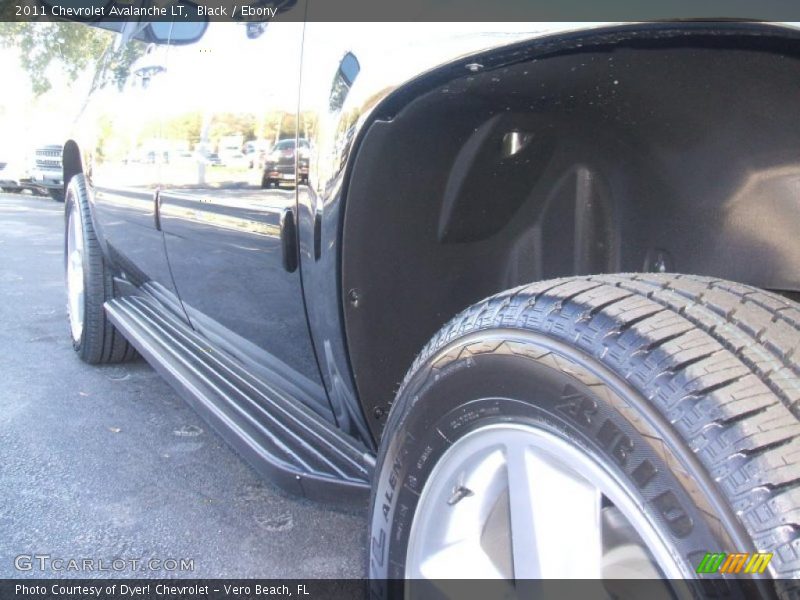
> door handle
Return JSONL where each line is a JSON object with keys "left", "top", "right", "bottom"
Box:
{"left": 280, "top": 206, "right": 298, "bottom": 273}
{"left": 313, "top": 209, "right": 322, "bottom": 261}
{"left": 154, "top": 189, "right": 162, "bottom": 231}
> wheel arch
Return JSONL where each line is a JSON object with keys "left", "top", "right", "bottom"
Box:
{"left": 62, "top": 139, "right": 83, "bottom": 189}
{"left": 338, "top": 22, "right": 800, "bottom": 440}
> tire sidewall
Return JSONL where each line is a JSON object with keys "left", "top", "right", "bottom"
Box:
{"left": 64, "top": 175, "right": 103, "bottom": 359}
{"left": 368, "top": 330, "right": 749, "bottom": 590}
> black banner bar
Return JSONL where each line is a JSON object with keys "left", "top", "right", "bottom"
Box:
{"left": 3, "top": 0, "right": 800, "bottom": 22}
{"left": 0, "top": 578, "right": 784, "bottom": 600}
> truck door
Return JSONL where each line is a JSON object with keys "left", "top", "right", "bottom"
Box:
{"left": 157, "top": 20, "right": 333, "bottom": 421}
{"left": 85, "top": 35, "right": 183, "bottom": 315}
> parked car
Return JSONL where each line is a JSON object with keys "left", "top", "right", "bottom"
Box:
{"left": 261, "top": 138, "right": 310, "bottom": 188}
{"left": 58, "top": 17, "right": 800, "bottom": 590}
{"left": 245, "top": 139, "right": 272, "bottom": 169}
{"left": 0, "top": 156, "right": 26, "bottom": 193}
{"left": 26, "top": 143, "right": 64, "bottom": 201}
{"left": 221, "top": 150, "right": 249, "bottom": 169}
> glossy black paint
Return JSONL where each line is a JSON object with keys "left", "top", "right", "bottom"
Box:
{"left": 153, "top": 20, "right": 333, "bottom": 421}
{"left": 85, "top": 38, "right": 187, "bottom": 318}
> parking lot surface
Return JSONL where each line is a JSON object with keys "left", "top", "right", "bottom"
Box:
{"left": 0, "top": 192, "right": 367, "bottom": 579}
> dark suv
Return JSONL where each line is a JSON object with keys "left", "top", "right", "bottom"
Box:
{"left": 261, "top": 139, "right": 310, "bottom": 188}
{"left": 59, "top": 15, "right": 800, "bottom": 588}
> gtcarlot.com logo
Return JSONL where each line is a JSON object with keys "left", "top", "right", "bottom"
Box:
{"left": 696, "top": 552, "right": 772, "bottom": 575}
{"left": 14, "top": 554, "right": 195, "bottom": 573}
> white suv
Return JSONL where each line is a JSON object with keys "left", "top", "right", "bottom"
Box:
{"left": 27, "top": 144, "right": 64, "bottom": 201}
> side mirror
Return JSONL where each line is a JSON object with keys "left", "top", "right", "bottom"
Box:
{"left": 338, "top": 52, "right": 361, "bottom": 87}
{"left": 329, "top": 52, "right": 361, "bottom": 111}
{"left": 148, "top": 2, "right": 208, "bottom": 45}
{"left": 148, "top": 22, "right": 208, "bottom": 46}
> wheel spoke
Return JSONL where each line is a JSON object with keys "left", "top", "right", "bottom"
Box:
{"left": 505, "top": 441, "right": 542, "bottom": 579}
{"left": 505, "top": 439, "right": 602, "bottom": 579}
{"left": 407, "top": 424, "right": 677, "bottom": 582}
{"left": 66, "top": 209, "right": 85, "bottom": 342}
{"left": 417, "top": 538, "right": 507, "bottom": 579}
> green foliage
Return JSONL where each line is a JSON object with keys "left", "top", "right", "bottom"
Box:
{"left": 163, "top": 111, "right": 204, "bottom": 146}
{"left": 210, "top": 112, "right": 258, "bottom": 145}
{"left": 101, "top": 40, "right": 147, "bottom": 92}
{"left": 0, "top": 22, "right": 112, "bottom": 95}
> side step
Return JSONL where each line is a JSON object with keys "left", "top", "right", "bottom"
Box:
{"left": 105, "top": 295, "right": 374, "bottom": 505}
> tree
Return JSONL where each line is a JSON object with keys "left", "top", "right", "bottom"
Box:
{"left": 0, "top": 22, "right": 112, "bottom": 95}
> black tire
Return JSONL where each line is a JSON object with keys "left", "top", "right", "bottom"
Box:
{"left": 65, "top": 174, "right": 137, "bottom": 364}
{"left": 49, "top": 187, "right": 65, "bottom": 202}
{"left": 369, "top": 274, "right": 800, "bottom": 592}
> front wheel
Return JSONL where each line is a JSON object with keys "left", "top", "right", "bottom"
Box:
{"left": 369, "top": 274, "right": 800, "bottom": 595}
{"left": 65, "top": 174, "right": 136, "bottom": 364}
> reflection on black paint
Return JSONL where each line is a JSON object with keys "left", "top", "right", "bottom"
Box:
{"left": 156, "top": 21, "right": 331, "bottom": 418}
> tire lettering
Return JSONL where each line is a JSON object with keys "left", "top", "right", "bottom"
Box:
{"left": 556, "top": 384, "right": 597, "bottom": 428}
{"left": 597, "top": 419, "right": 634, "bottom": 467}
{"left": 653, "top": 490, "right": 693, "bottom": 538}
{"left": 632, "top": 459, "right": 658, "bottom": 490}
{"left": 370, "top": 529, "right": 386, "bottom": 567}
{"left": 382, "top": 453, "right": 403, "bottom": 522}
{"left": 555, "top": 384, "right": 692, "bottom": 540}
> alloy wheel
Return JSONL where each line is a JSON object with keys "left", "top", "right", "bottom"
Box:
{"left": 406, "top": 423, "right": 684, "bottom": 581}
{"left": 65, "top": 205, "right": 85, "bottom": 343}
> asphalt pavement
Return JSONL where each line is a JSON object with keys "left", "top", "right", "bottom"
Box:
{"left": 0, "top": 192, "right": 367, "bottom": 579}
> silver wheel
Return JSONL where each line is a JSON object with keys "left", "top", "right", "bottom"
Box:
{"left": 66, "top": 205, "right": 85, "bottom": 343}
{"left": 406, "top": 423, "right": 685, "bottom": 581}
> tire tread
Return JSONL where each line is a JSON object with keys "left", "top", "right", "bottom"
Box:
{"left": 399, "top": 273, "right": 800, "bottom": 579}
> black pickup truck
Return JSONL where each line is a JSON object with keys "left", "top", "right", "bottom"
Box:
{"left": 60, "top": 14, "right": 800, "bottom": 590}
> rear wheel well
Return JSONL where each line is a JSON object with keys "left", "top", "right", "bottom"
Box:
{"left": 341, "top": 25, "right": 800, "bottom": 439}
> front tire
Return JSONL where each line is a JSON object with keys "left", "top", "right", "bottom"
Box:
{"left": 65, "top": 174, "right": 136, "bottom": 364}
{"left": 369, "top": 274, "right": 800, "bottom": 594}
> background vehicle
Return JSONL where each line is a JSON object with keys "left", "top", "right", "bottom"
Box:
{"left": 261, "top": 138, "right": 310, "bottom": 187}
{"left": 0, "top": 155, "right": 26, "bottom": 193}
{"left": 59, "top": 17, "right": 800, "bottom": 592}
{"left": 27, "top": 143, "right": 64, "bottom": 201}
{"left": 245, "top": 139, "right": 272, "bottom": 169}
